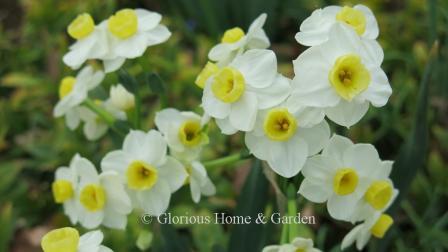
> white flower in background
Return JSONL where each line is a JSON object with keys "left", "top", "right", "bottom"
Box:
{"left": 101, "top": 9, "right": 171, "bottom": 73}
{"left": 245, "top": 104, "right": 329, "bottom": 178}
{"left": 52, "top": 155, "right": 80, "bottom": 224}
{"left": 53, "top": 66, "right": 104, "bottom": 119}
{"left": 202, "top": 49, "right": 290, "bottom": 133}
{"left": 41, "top": 227, "right": 113, "bottom": 252}
{"left": 155, "top": 108, "right": 208, "bottom": 161}
{"left": 262, "top": 237, "right": 321, "bottom": 252}
{"left": 296, "top": 5, "right": 378, "bottom": 45}
{"left": 341, "top": 212, "right": 394, "bottom": 250}
{"left": 209, "top": 13, "right": 270, "bottom": 66}
{"left": 73, "top": 155, "right": 132, "bottom": 229}
{"left": 63, "top": 13, "right": 109, "bottom": 70}
{"left": 101, "top": 130, "right": 188, "bottom": 216}
{"left": 180, "top": 159, "right": 216, "bottom": 203}
{"left": 109, "top": 84, "right": 135, "bottom": 111}
{"left": 298, "top": 135, "right": 391, "bottom": 221}
{"left": 78, "top": 100, "right": 126, "bottom": 141}
{"left": 288, "top": 25, "right": 391, "bottom": 127}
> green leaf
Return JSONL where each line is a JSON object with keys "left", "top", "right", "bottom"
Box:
{"left": 146, "top": 72, "right": 166, "bottom": 94}
{"left": 228, "top": 159, "right": 269, "bottom": 252}
{"left": 0, "top": 203, "right": 14, "bottom": 252}
{"left": 153, "top": 223, "right": 190, "bottom": 252}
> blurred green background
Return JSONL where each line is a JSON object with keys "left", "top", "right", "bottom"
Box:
{"left": 0, "top": 0, "right": 447, "bottom": 251}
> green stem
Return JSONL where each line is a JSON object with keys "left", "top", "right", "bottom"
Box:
{"left": 202, "top": 152, "right": 251, "bottom": 168}
{"left": 287, "top": 184, "right": 299, "bottom": 242}
{"left": 280, "top": 219, "right": 289, "bottom": 244}
{"left": 83, "top": 99, "right": 126, "bottom": 137}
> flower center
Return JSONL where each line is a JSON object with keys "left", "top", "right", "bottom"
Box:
{"left": 329, "top": 54, "right": 370, "bottom": 101}
{"left": 52, "top": 180, "right": 74, "bottom": 203}
{"left": 336, "top": 6, "right": 366, "bottom": 35}
{"left": 41, "top": 227, "right": 79, "bottom": 252}
{"left": 79, "top": 184, "right": 106, "bottom": 212}
{"left": 333, "top": 168, "right": 359, "bottom": 195}
{"left": 179, "top": 120, "right": 203, "bottom": 147}
{"left": 221, "top": 27, "right": 245, "bottom": 43}
{"left": 108, "top": 9, "right": 138, "bottom": 39}
{"left": 67, "top": 13, "right": 95, "bottom": 40}
{"left": 370, "top": 214, "right": 393, "bottom": 238}
{"left": 211, "top": 67, "right": 245, "bottom": 103}
{"left": 364, "top": 180, "right": 393, "bottom": 210}
{"left": 195, "top": 61, "right": 219, "bottom": 88}
{"left": 263, "top": 108, "right": 297, "bottom": 141}
{"left": 59, "top": 76, "right": 76, "bottom": 99}
{"left": 127, "top": 161, "right": 158, "bottom": 190}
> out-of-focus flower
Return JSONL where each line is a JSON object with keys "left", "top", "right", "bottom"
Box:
{"left": 245, "top": 104, "right": 329, "bottom": 178}
{"left": 101, "top": 130, "right": 188, "bottom": 216}
{"left": 295, "top": 5, "right": 379, "bottom": 46}
{"left": 53, "top": 66, "right": 104, "bottom": 120}
{"left": 78, "top": 100, "right": 126, "bottom": 141}
{"left": 298, "top": 135, "right": 389, "bottom": 221}
{"left": 208, "top": 13, "right": 270, "bottom": 66}
{"left": 73, "top": 155, "right": 131, "bottom": 229}
{"left": 63, "top": 13, "right": 109, "bottom": 70}
{"left": 101, "top": 9, "right": 171, "bottom": 72}
{"left": 341, "top": 212, "right": 394, "bottom": 251}
{"left": 52, "top": 155, "right": 79, "bottom": 224}
{"left": 181, "top": 159, "right": 216, "bottom": 203}
{"left": 262, "top": 237, "right": 321, "bottom": 252}
{"left": 155, "top": 108, "right": 208, "bottom": 161}
{"left": 41, "top": 227, "right": 112, "bottom": 252}
{"left": 288, "top": 25, "right": 391, "bottom": 127}
{"left": 201, "top": 49, "right": 290, "bottom": 133}
{"left": 109, "top": 84, "right": 135, "bottom": 111}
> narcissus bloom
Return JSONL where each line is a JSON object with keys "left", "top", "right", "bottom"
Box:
{"left": 78, "top": 100, "right": 126, "bottom": 141}
{"left": 52, "top": 155, "right": 79, "bottom": 224}
{"left": 53, "top": 66, "right": 104, "bottom": 120}
{"left": 298, "top": 135, "right": 388, "bottom": 221}
{"left": 202, "top": 49, "right": 290, "bottom": 133}
{"left": 180, "top": 159, "right": 216, "bottom": 203}
{"left": 41, "top": 227, "right": 112, "bottom": 252}
{"left": 63, "top": 13, "right": 109, "bottom": 70}
{"left": 101, "top": 9, "right": 171, "bottom": 72}
{"left": 288, "top": 25, "right": 391, "bottom": 127}
{"left": 295, "top": 5, "right": 379, "bottom": 46}
{"left": 245, "top": 104, "right": 329, "bottom": 178}
{"left": 101, "top": 130, "right": 188, "bottom": 216}
{"left": 341, "top": 212, "right": 394, "bottom": 251}
{"left": 73, "top": 155, "right": 132, "bottom": 229}
{"left": 109, "top": 84, "right": 135, "bottom": 111}
{"left": 155, "top": 108, "right": 208, "bottom": 161}
{"left": 262, "top": 237, "right": 321, "bottom": 252}
{"left": 209, "top": 13, "right": 270, "bottom": 66}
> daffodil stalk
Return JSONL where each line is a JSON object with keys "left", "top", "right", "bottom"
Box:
{"left": 287, "top": 184, "right": 300, "bottom": 242}
{"left": 83, "top": 98, "right": 126, "bottom": 136}
{"left": 203, "top": 151, "right": 251, "bottom": 168}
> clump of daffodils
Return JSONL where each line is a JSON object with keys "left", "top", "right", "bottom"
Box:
{"left": 51, "top": 4, "right": 397, "bottom": 251}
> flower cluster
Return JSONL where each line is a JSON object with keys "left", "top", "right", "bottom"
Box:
{"left": 47, "top": 4, "right": 397, "bottom": 252}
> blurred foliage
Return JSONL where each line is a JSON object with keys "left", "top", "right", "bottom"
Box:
{"left": 0, "top": 0, "right": 447, "bottom": 251}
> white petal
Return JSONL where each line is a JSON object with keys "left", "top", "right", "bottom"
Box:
{"left": 343, "top": 143, "right": 381, "bottom": 176}
{"left": 158, "top": 156, "right": 188, "bottom": 193}
{"left": 137, "top": 179, "right": 171, "bottom": 215}
{"left": 322, "top": 134, "right": 353, "bottom": 164}
{"left": 267, "top": 136, "right": 308, "bottom": 178}
{"left": 65, "top": 109, "right": 81, "bottom": 130}
{"left": 291, "top": 106, "right": 325, "bottom": 128}
{"left": 355, "top": 4, "right": 379, "bottom": 40}
{"left": 244, "top": 133, "right": 272, "bottom": 159}
{"left": 123, "top": 130, "right": 167, "bottom": 166}
{"left": 229, "top": 91, "right": 258, "bottom": 132}
{"left": 360, "top": 67, "right": 392, "bottom": 107}
{"left": 320, "top": 24, "right": 362, "bottom": 63}
{"left": 74, "top": 156, "right": 99, "bottom": 185}
{"left": 103, "top": 57, "right": 125, "bottom": 73}
{"left": 361, "top": 39, "right": 384, "bottom": 66}
{"left": 252, "top": 74, "right": 291, "bottom": 110}
{"left": 102, "top": 210, "right": 128, "bottom": 230}
{"left": 146, "top": 25, "right": 171, "bottom": 46}
{"left": 341, "top": 225, "right": 363, "bottom": 250}
{"left": 115, "top": 33, "right": 148, "bottom": 58}
{"left": 154, "top": 108, "right": 183, "bottom": 134}
{"left": 230, "top": 49, "right": 277, "bottom": 88}
{"left": 101, "top": 150, "right": 130, "bottom": 176}
{"left": 297, "top": 120, "right": 330, "bottom": 156}
{"left": 63, "top": 199, "right": 78, "bottom": 224}
{"left": 202, "top": 81, "right": 231, "bottom": 119}
{"left": 136, "top": 9, "right": 162, "bottom": 31}
{"left": 325, "top": 100, "right": 369, "bottom": 128}
{"left": 190, "top": 179, "right": 201, "bottom": 203}
{"left": 78, "top": 230, "right": 103, "bottom": 251}
{"left": 100, "top": 171, "right": 132, "bottom": 214}
{"left": 84, "top": 121, "right": 108, "bottom": 141}
{"left": 301, "top": 155, "right": 336, "bottom": 181}
{"left": 298, "top": 179, "right": 331, "bottom": 203}
{"left": 78, "top": 208, "right": 103, "bottom": 229}
{"left": 327, "top": 195, "right": 359, "bottom": 221}
{"left": 208, "top": 43, "right": 233, "bottom": 62}
{"left": 215, "top": 118, "right": 239, "bottom": 135}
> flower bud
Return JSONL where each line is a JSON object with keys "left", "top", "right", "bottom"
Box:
{"left": 110, "top": 84, "right": 135, "bottom": 111}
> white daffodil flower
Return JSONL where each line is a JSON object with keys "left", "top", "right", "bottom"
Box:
{"left": 295, "top": 5, "right": 378, "bottom": 46}
{"left": 202, "top": 49, "right": 291, "bottom": 133}
{"left": 288, "top": 24, "right": 391, "bottom": 127}
{"left": 63, "top": 13, "right": 109, "bottom": 70}
{"left": 78, "top": 100, "right": 126, "bottom": 141}
{"left": 109, "top": 84, "right": 135, "bottom": 111}
{"left": 41, "top": 227, "right": 112, "bottom": 252}
{"left": 262, "top": 237, "right": 321, "bottom": 252}
{"left": 101, "top": 130, "right": 188, "bottom": 216}
{"left": 245, "top": 104, "right": 329, "bottom": 178}
{"left": 52, "top": 155, "right": 80, "bottom": 224}
{"left": 180, "top": 159, "right": 216, "bottom": 203}
{"left": 155, "top": 108, "right": 208, "bottom": 161}
{"left": 101, "top": 9, "right": 171, "bottom": 73}
{"left": 73, "top": 155, "right": 132, "bottom": 230}
{"left": 341, "top": 212, "right": 394, "bottom": 251}
{"left": 53, "top": 66, "right": 104, "bottom": 119}
{"left": 298, "top": 135, "right": 391, "bottom": 221}
{"left": 208, "top": 13, "right": 270, "bottom": 66}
